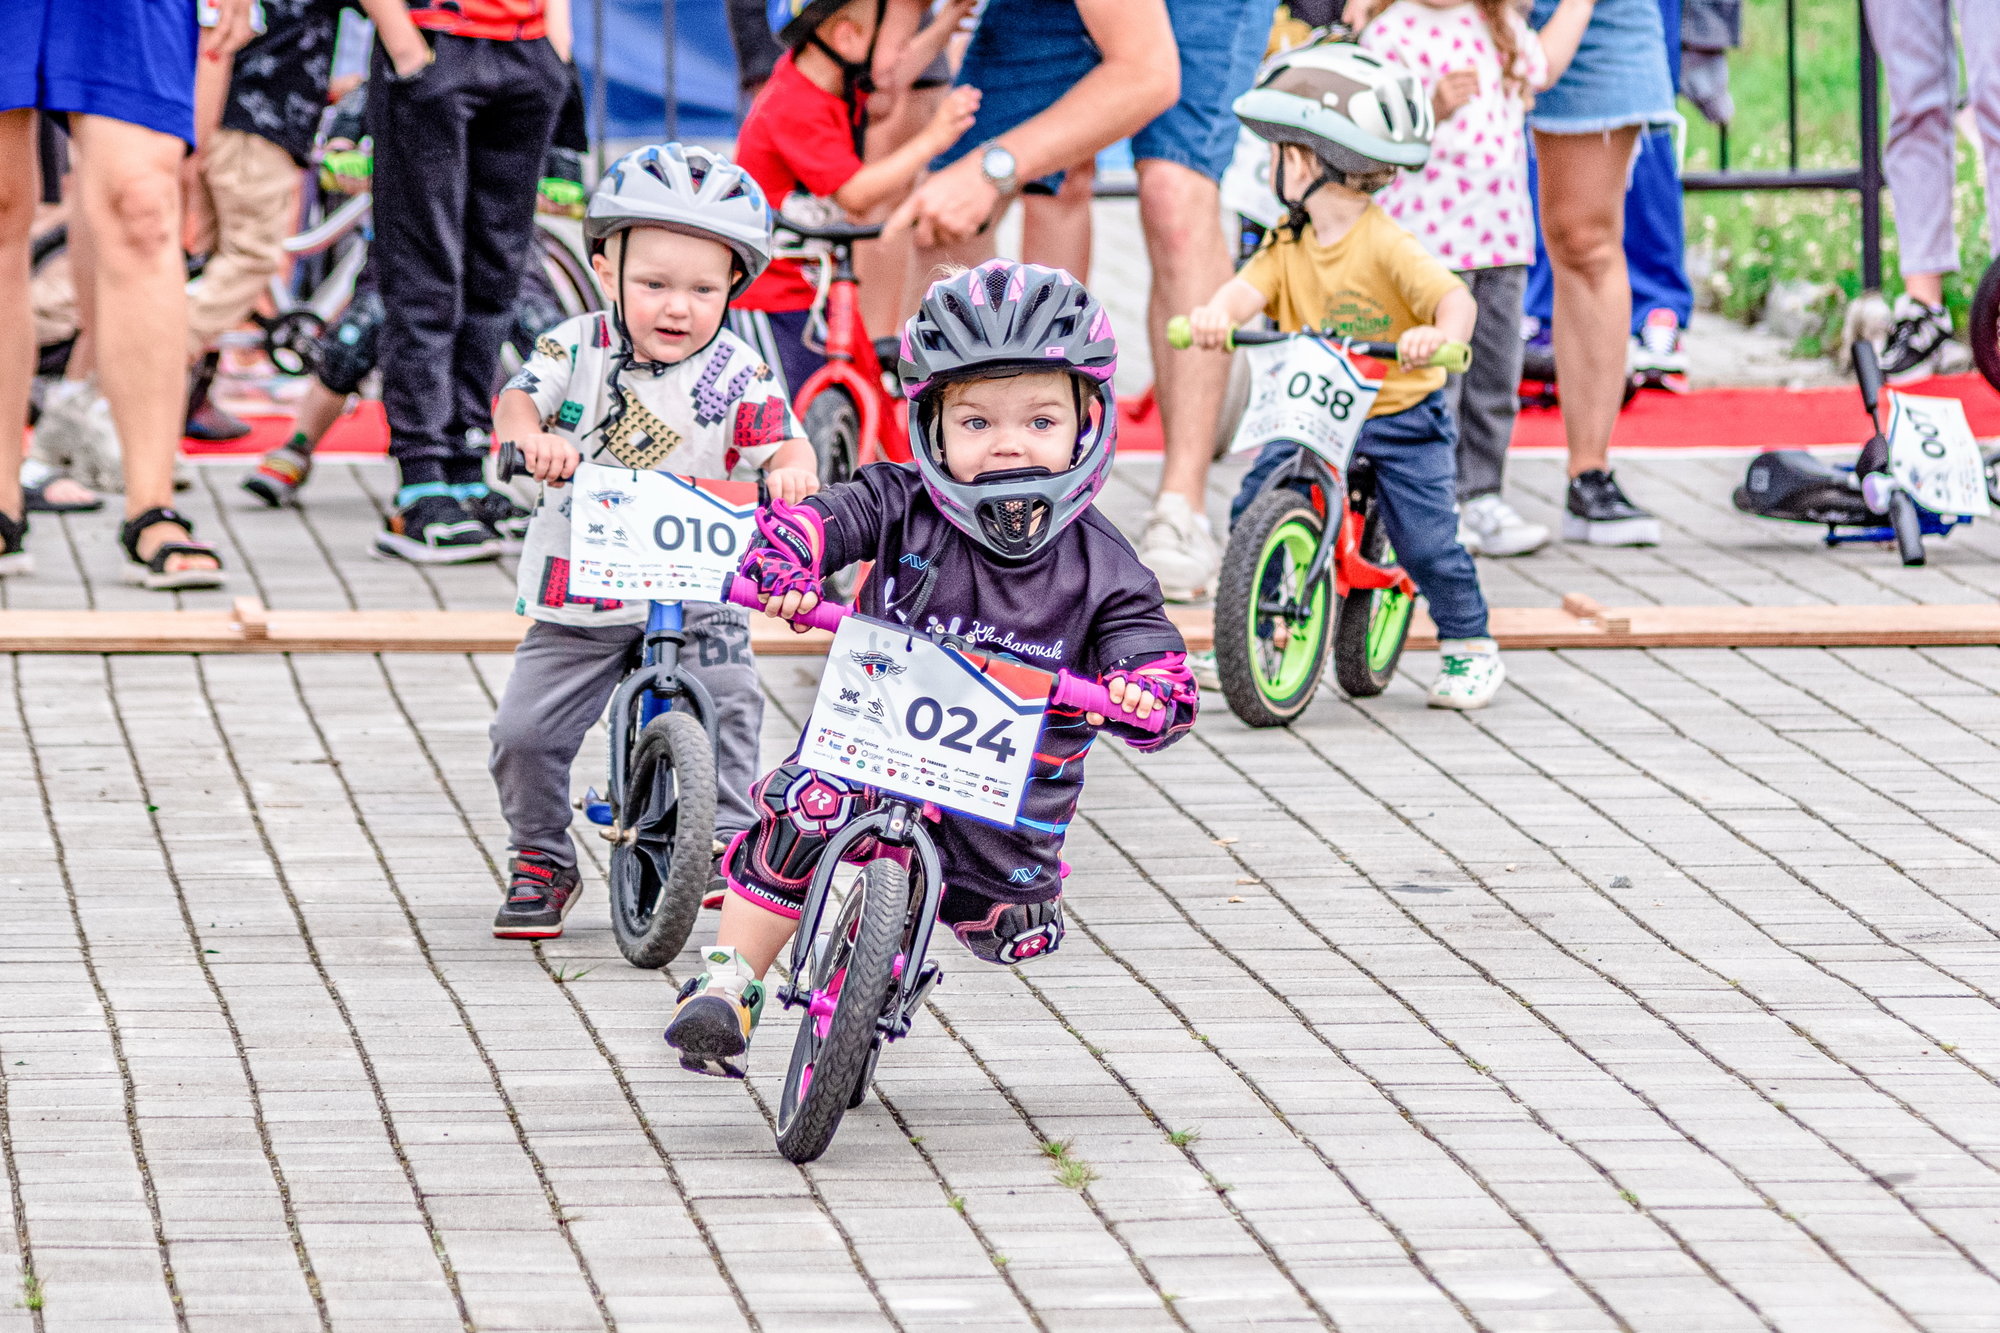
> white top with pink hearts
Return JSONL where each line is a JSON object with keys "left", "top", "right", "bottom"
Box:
{"left": 1361, "top": 1, "right": 1547, "bottom": 272}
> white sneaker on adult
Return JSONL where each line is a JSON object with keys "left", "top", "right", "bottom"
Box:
{"left": 1187, "top": 648, "right": 1221, "bottom": 693}
{"left": 1138, "top": 492, "right": 1219, "bottom": 603}
{"left": 1459, "top": 492, "right": 1549, "bottom": 557}
{"left": 34, "top": 379, "right": 124, "bottom": 494}
{"left": 1428, "top": 639, "right": 1505, "bottom": 710}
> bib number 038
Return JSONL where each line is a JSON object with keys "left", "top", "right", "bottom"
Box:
{"left": 1230, "top": 334, "right": 1383, "bottom": 471}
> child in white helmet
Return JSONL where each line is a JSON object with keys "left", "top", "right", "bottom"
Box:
{"left": 485, "top": 144, "right": 820, "bottom": 941}
{"left": 1187, "top": 41, "right": 1502, "bottom": 711}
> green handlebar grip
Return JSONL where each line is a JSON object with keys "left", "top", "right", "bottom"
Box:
{"left": 1429, "top": 342, "right": 1472, "bottom": 374}
{"left": 1165, "top": 315, "right": 1196, "bottom": 350}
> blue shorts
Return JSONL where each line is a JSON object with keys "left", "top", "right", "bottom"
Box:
{"left": 1526, "top": 0, "right": 1679, "bottom": 135}
{"left": 1, "top": 0, "right": 198, "bottom": 147}
{"left": 938, "top": 0, "right": 1278, "bottom": 185}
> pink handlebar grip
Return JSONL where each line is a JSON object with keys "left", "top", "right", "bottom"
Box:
{"left": 1051, "top": 671, "right": 1169, "bottom": 735}
{"left": 727, "top": 575, "right": 850, "bottom": 633}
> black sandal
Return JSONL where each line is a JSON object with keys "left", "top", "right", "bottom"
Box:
{"left": 0, "top": 509, "right": 29, "bottom": 578}
{"left": 120, "top": 506, "right": 225, "bottom": 591}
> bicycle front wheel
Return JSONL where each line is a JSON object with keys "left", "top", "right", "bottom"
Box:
{"left": 775, "top": 856, "right": 908, "bottom": 1163}
{"left": 609, "top": 712, "right": 716, "bottom": 969}
{"left": 1214, "top": 487, "right": 1333, "bottom": 728}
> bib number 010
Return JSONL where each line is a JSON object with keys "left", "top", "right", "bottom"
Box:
{"left": 651, "top": 515, "right": 740, "bottom": 558}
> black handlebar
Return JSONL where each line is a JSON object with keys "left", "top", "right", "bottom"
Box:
{"left": 494, "top": 439, "right": 526, "bottom": 481}
{"left": 1853, "top": 339, "right": 1884, "bottom": 416}
{"left": 774, "top": 217, "right": 885, "bottom": 244}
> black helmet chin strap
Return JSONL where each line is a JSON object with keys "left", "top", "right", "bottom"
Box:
{"left": 808, "top": 0, "right": 886, "bottom": 158}
{"left": 1273, "top": 148, "right": 1339, "bottom": 241}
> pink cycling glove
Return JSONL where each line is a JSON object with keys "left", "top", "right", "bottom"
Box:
{"left": 737, "top": 496, "right": 827, "bottom": 607}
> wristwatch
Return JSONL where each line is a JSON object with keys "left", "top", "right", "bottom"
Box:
{"left": 977, "top": 141, "right": 1020, "bottom": 197}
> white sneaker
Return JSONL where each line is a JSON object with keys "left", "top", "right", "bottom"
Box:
{"left": 34, "top": 378, "right": 124, "bottom": 494}
{"left": 1428, "top": 639, "right": 1505, "bottom": 710}
{"left": 1879, "top": 293, "right": 1969, "bottom": 385}
{"left": 1630, "top": 307, "right": 1687, "bottom": 377}
{"left": 1459, "top": 492, "right": 1549, "bottom": 557}
{"left": 1187, "top": 648, "right": 1221, "bottom": 692}
{"left": 1138, "top": 492, "right": 1219, "bottom": 603}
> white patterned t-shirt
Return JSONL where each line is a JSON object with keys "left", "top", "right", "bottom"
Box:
{"left": 1362, "top": 1, "right": 1547, "bottom": 272}
{"left": 503, "top": 313, "right": 803, "bottom": 627}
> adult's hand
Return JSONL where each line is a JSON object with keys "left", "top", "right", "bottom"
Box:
{"left": 885, "top": 153, "right": 1003, "bottom": 249}
{"left": 1431, "top": 67, "right": 1478, "bottom": 121}
{"left": 201, "top": 0, "right": 256, "bottom": 58}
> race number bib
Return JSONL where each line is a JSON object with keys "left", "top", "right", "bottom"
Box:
{"left": 566, "top": 462, "right": 759, "bottom": 600}
{"left": 1887, "top": 393, "right": 1992, "bottom": 518}
{"left": 802, "top": 616, "right": 1053, "bottom": 825}
{"left": 1229, "top": 334, "right": 1382, "bottom": 471}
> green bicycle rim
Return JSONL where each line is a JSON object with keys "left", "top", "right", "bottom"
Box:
{"left": 1249, "top": 516, "right": 1329, "bottom": 703}
{"left": 1366, "top": 589, "right": 1414, "bottom": 673}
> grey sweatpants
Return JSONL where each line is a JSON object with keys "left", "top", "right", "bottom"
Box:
{"left": 488, "top": 606, "right": 764, "bottom": 868}
{"left": 1441, "top": 264, "right": 1527, "bottom": 501}
{"left": 1861, "top": 0, "right": 2000, "bottom": 274}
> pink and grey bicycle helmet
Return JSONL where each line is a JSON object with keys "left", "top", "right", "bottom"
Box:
{"left": 898, "top": 260, "right": 1118, "bottom": 562}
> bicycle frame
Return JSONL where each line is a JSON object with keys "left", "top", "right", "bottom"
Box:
{"left": 592, "top": 599, "right": 718, "bottom": 831}
{"left": 777, "top": 796, "right": 948, "bottom": 1045}
{"left": 791, "top": 242, "right": 912, "bottom": 467}
{"left": 1257, "top": 446, "right": 1417, "bottom": 602}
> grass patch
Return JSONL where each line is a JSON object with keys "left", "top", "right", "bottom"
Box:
{"left": 21, "top": 1272, "right": 43, "bottom": 1312}
{"left": 1055, "top": 1157, "right": 1100, "bottom": 1190}
{"left": 1039, "top": 1137, "right": 1073, "bottom": 1161}
{"left": 549, "top": 963, "right": 597, "bottom": 984}
{"left": 1167, "top": 1126, "right": 1202, "bottom": 1148}
{"left": 1682, "top": 0, "right": 1989, "bottom": 347}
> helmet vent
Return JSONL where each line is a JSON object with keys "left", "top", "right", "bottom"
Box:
{"left": 983, "top": 265, "right": 1011, "bottom": 310}
{"left": 1022, "top": 283, "right": 1053, "bottom": 326}
{"left": 685, "top": 154, "right": 709, "bottom": 189}
{"left": 941, "top": 292, "right": 974, "bottom": 328}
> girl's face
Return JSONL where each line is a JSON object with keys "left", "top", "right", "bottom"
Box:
{"left": 590, "top": 227, "right": 734, "bottom": 364}
{"left": 937, "top": 373, "right": 1080, "bottom": 483}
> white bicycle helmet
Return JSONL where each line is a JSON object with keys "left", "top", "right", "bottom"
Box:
{"left": 1233, "top": 41, "right": 1433, "bottom": 179}
{"left": 585, "top": 144, "right": 774, "bottom": 297}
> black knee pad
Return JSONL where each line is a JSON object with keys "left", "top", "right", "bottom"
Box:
{"left": 943, "top": 887, "right": 1064, "bottom": 966}
{"left": 727, "top": 763, "right": 867, "bottom": 910}
{"left": 315, "top": 288, "right": 384, "bottom": 395}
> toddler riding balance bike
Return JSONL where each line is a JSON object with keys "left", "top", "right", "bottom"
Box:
{"left": 1732, "top": 340, "right": 1994, "bottom": 566}
{"left": 1166, "top": 317, "right": 1470, "bottom": 728}
{"left": 496, "top": 442, "right": 718, "bottom": 968}
{"left": 717, "top": 578, "right": 1166, "bottom": 1163}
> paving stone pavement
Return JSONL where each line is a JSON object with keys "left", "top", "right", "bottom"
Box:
{"left": 6, "top": 449, "right": 2000, "bottom": 1331}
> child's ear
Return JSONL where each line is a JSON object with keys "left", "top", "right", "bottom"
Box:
{"left": 590, "top": 251, "right": 616, "bottom": 289}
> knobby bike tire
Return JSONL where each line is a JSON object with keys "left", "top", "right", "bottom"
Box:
{"left": 1331, "top": 489, "right": 1415, "bottom": 698}
{"left": 803, "top": 390, "right": 863, "bottom": 603}
{"left": 1888, "top": 489, "right": 1926, "bottom": 568}
{"left": 1215, "top": 487, "right": 1333, "bottom": 728}
{"left": 1972, "top": 260, "right": 2000, "bottom": 395}
{"left": 609, "top": 712, "right": 716, "bottom": 969}
{"left": 775, "top": 857, "right": 907, "bottom": 1162}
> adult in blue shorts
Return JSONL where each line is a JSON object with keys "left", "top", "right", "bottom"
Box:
{"left": 887, "top": 0, "right": 1282, "bottom": 603}
{"left": 0, "top": 0, "right": 252, "bottom": 589}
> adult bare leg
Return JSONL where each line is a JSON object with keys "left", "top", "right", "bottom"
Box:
{"left": 1136, "top": 156, "right": 1232, "bottom": 599}
{"left": 1020, "top": 158, "right": 1094, "bottom": 281}
{"left": 71, "top": 114, "right": 218, "bottom": 576}
{"left": 0, "top": 111, "right": 36, "bottom": 528}
{"left": 1535, "top": 125, "right": 1657, "bottom": 546}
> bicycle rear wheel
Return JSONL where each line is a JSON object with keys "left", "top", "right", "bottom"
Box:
{"left": 775, "top": 856, "right": 908, "bottom": 1162}
{"left": 803, "top": 390, "right": 862, "bottom": 601}
{"left": 1214, "top": 487, "right": 1332, "bottom": 728}
{"left": 1331, "top": 490, "right": 1415, "bottom": 698}
{"left": 1971, "top": 259, "right": 2000, "bottom": 394}
{"left": 609, "top": 712, "right": 716, "bottom": 969}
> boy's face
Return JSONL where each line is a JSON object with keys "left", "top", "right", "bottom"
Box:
{"left": 591, "top": 227, "right": 734, "bottom": 364}
{"left": 938, "top": 373, "right": 1081, "bottom": 484}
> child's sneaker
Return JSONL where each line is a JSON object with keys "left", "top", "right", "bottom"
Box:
{"left": 242, "top": 447, "right": 313, "bottom": 507}
{"left": 1428, "top": 639, "right": 1505, "bottom": 710}
{"left": 1630, "top": 307, "right": 1687, "bottom": 378}
{"left": 374, "top": 492, "right": 500, "bottom": 564}
{"left": 1879, "top": 293, "right": 1968, "bottom": 385}
{"left": 1561, "top": 469, "right": 1660, "bottom": 547}
{"left": 492, "top": 849, "right": 582, "bottom": 939}
{"left": 1187, "top": 647, "right": 1221, "bottom": 692}
{"left": 665, "top": 947, "right": 765, "bottom": 1079}
{"left": 1458, "top": 492, "right": 1548, "bottom": 557}
{"left": 1138, "top": 492, "right": 1219, "bottom": 603}
{"left": 461, "top": 486, "right": 531, "bottom": 553}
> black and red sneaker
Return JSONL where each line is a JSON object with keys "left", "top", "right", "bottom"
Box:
{"left": 492, "top": 850, "right": 582, "bottom": 939}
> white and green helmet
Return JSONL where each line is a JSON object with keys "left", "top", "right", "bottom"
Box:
{"left": 1232, "top": 41, "right": 1434, "bottom": 178}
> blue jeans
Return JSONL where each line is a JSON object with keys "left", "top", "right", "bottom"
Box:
{"left": 1230, "top": 393, "right": 1490, "bottom": 641}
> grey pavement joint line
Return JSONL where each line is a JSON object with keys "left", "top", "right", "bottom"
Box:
{"left": 1498, "top": 660, "right": 2000, "bottom": 1192}
{"left": 1286, "top": 689, "right": 1983, "bottom": 1316}
{"left": 299, "top": 656, "right": 619, "bottom": 1331}
{"left": 191, "top": 657, "right": 477, "bottom": 1331}
{"left": 99, "top": 656, "right": 333, "bottom": 1331}
{"left": 1073, "top": 801, "right": 1639, "bottom": 1333}
{"left": 0, "top": 669, "right": 43, "bottom": 1333}
{"left": 11, "top": 658, "right": 188, "bottom": 1331}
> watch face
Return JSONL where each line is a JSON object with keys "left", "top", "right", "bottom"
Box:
{"left": 982, "top": 146, "right": 1016, "bottom": 180}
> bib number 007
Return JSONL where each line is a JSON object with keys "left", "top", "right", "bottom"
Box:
{"left": 903, "top": 697, "right": 1019, "bottom": 765}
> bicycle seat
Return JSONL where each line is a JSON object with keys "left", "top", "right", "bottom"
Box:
{"left": 775, "top": 217, "right": 885, "bottom": 243}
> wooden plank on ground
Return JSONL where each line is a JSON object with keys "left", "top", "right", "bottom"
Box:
{"left": 3, "top": 600, "right": 1999, "bottom": 655}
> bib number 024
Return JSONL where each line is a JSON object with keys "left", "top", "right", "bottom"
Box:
{"left": 903, "top": 697, "right": 1018, "bottom": 765}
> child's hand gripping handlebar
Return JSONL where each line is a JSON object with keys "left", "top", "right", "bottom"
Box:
{"left": 494, "top": 439, "right": 527, "bottom": 481}
{"left": 1165, "top": 316, "right": 1472, "bottom": 374}
{"left": 722, "top": 576, "right": 1167, "bottom": 735}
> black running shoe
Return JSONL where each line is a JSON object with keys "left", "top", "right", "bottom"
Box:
{"left": 491, "top": 850, "right": 582, "bottom": 939}
{"left": 374, "top": 495, "right": 499, "bottom": 565}
{"left": 1879, "top": 294, "right": 1956, "bottom": 386}
{"left": 463, "top": 487, "right": 531, "bottom": 553}
{"left": 1562, "top": 469, "right": 1661, "bottom": 547}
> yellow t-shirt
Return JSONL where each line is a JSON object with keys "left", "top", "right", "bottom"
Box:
{"left": 1238, "top": 204, "right": 1468, "bottom": 417}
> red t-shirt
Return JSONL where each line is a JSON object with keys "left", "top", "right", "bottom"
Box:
{"left": 734, "top": 53, "right": 867, "bottom": 312}
{"left": 409, "top": 1, "right": 547, "bottom": 40}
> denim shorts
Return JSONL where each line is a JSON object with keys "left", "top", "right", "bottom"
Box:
{"left": 1526, "top": 0, "right": 1680, "bottom": 136}
{"left": 938, "top": 0, "right": 1279, "bottom": 184}
{"left": 0, "top": 0, "right": 198, "bottom": 147}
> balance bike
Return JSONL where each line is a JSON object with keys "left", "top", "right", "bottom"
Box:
{"left": 1166, "top": 317, "right": 1469, "bottom": 727}
{"left": 496, "top": 441, "right": 718, "bottom": 967}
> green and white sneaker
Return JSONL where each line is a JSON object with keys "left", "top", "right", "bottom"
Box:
{"left": 1188, "top": 647, "right": 1221, "bottom": 692}
{"left": 664, "top": 947, "right": 765, "bottom": 1079}
{"left": 1428, "top": 639, "right": 1505, "bottom": 710}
